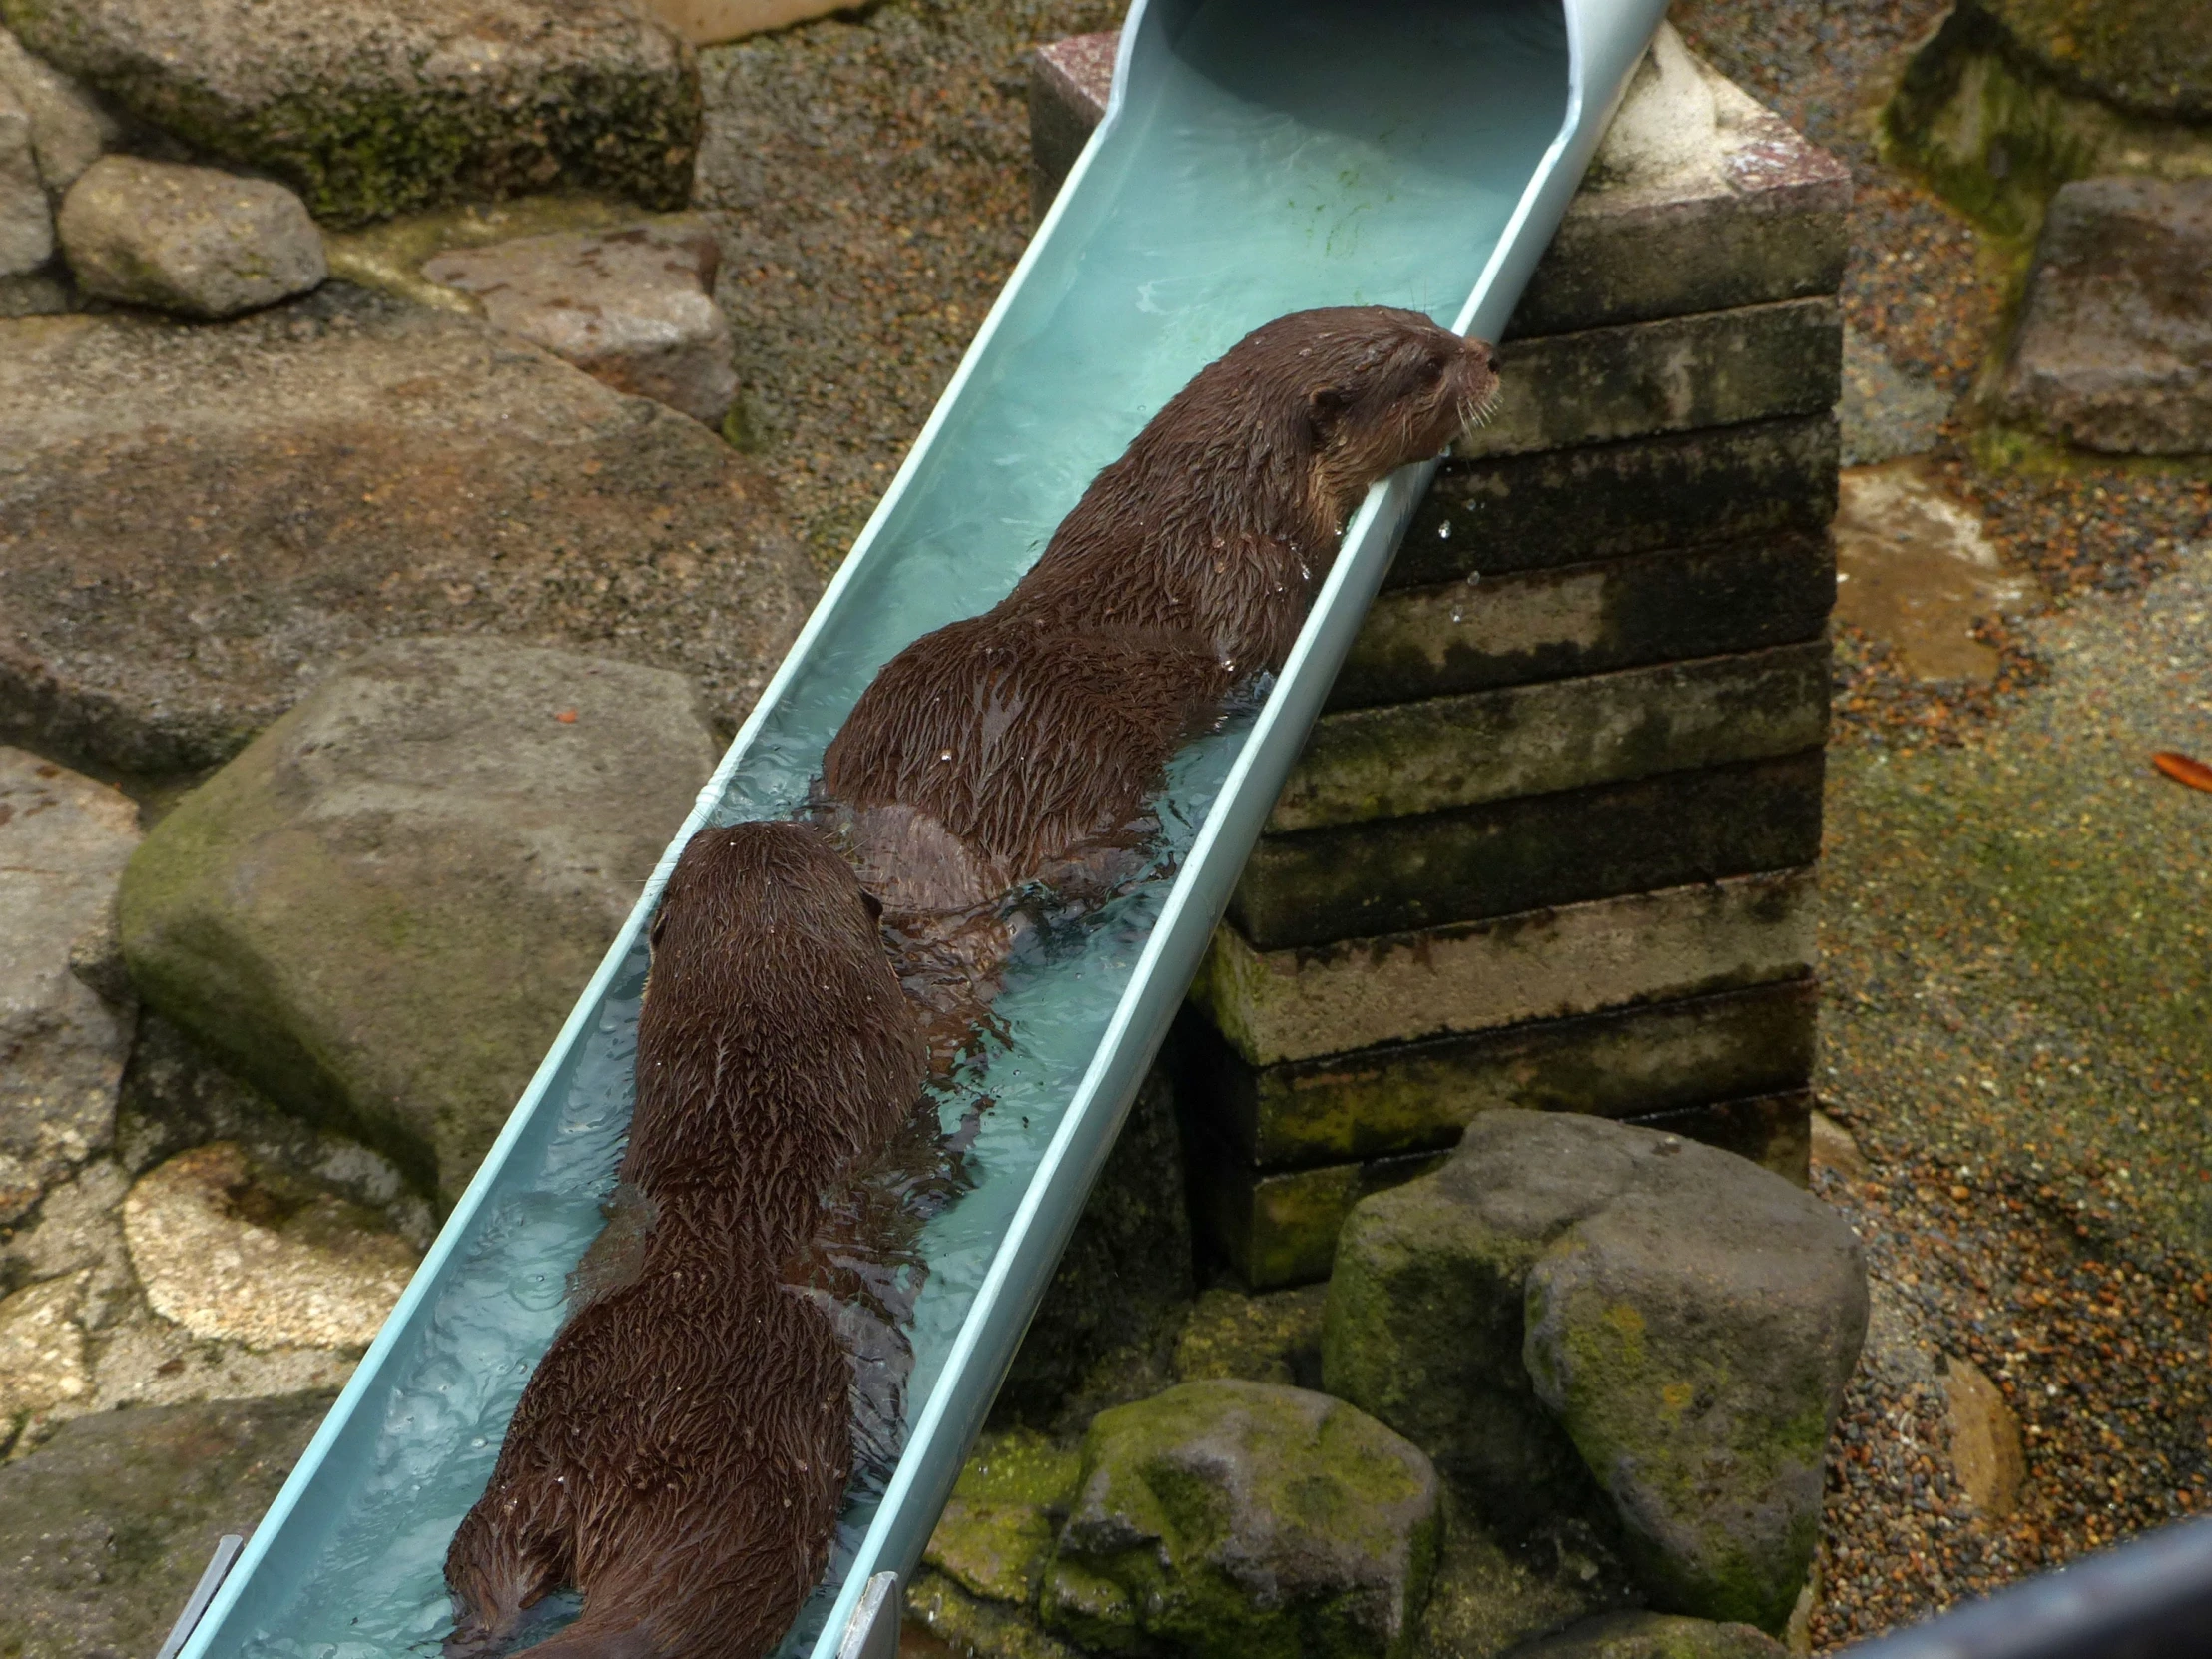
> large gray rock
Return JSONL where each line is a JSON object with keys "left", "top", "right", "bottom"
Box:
{"left": 0, "top": 1391, "right": 330, "bottom": 1659}
{"left": 0, "top": 25, "right": 119, "bottom": 198}
{"left": 117, "top": 638, "right": 719, "bottom": 1205}
{"left": 59, "top": 155, "right": 325, "bottom": 318}
{"left": 1326, "top": 1112, "right": 1865, "bottom": 1635}
{"left": 0, "top": 747, "right": 138, "bottom": 1224}
{"left": 1520, "top": 1125, "right": 1866, "bottom": 1633}
{"left": 1997, "top": 176, "right": 2212, "bottom": 454}
{"left": 422, "top": 217, "right": 737, "bottom": 424}
{"left": 1041, "top": 1381, "right": 1440, "bottom": 1659}
{"left": 0, "top": 283, "right": 816, "bottom": 776}
{"left": 0, "top": 0, "right": 701, "bottom": 227}
{"left": 0, "top": 69, "right": 49, "bottom": 274}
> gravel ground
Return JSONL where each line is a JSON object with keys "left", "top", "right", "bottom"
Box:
{"left": 1679, "top": 3, "right": 2212, "bottom": 1650}
{"left": 692, "top": 0, "right": 1123, "bottom": 573}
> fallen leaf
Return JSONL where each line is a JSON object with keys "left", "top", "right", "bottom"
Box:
{"left": 2151, "top": 751, "right": 2212, "bottom": 794}
{"left": 554, "top": 709, "right": 579, "bottom": 725}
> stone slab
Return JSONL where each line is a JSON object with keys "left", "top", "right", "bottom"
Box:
{"left": 1027, "top": 31, "right": 1848, "bottom": 339}
{"left": 0, "top": 283, "right": 815, "bottom": 777}
{"left": 1234, "top": 749, "right": 1825, "bottom": 951}
{"left": 1995, "top": 176, "right": 2212, "bottom": 455}
{"left": 1395, "top": 414, "right": 1838, "bottom": 589}
{"left": 1191, "top": 1142, "right": 1445, "bottom": 1292}
{"left": 1626, "top": 1091, "right": 1813, "bottom": 1186}
{"left": 1189, "top": 868, "right": 1817, "bottom": 1069}
{"left": 1191, "top": 1089, "right": 1812, "bottom": 1291}
{"left": 1336, "top": 531, "right": 1833, "bottom": 712}
{"left": 1181, "top": 979, "right": 1820, "bottom": 1169}
{"left": 1273, "top": 642, "right": 1830, "bottom": 834}
{"left": 0, "top": 0, "right": 701, "bottom": 228}
{"left": 1459, "top": 298, "right": 1841, "bottom": 461}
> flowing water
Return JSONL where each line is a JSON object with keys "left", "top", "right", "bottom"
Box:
{"left": 191, "top": 1, "right": 1569, "bottom": 1654}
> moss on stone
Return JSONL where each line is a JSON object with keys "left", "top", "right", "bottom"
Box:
{"left": 1044, "top": 1381, "right": 1440, "bottom": 1659}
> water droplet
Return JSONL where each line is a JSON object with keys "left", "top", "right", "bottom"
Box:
{"left": 1437, "top": 521, "right": 1452, "bottom": 540}
{"left": 1463, "top": 570, "right": 1482, "bottom": 587}
{"left": 1449, "top": 608, "right": 1463, "bottom": 624}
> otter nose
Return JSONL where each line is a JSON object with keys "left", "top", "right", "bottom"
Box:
{"left": 1471, "top": 339, "right": 1499, "bottom": 372}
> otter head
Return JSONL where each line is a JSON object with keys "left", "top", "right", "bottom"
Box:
{"left": 1247, "top": 306, "right": 1499, "bottom": 509}
{"left": 651, "top": 819, "right": 885, "bottom": 972}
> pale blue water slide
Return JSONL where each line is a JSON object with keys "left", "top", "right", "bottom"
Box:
{"left": 166, "top": 3, "right": 1670, "bottom": 1656}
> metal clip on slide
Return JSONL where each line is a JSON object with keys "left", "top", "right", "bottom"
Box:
{"left": 153, "top": 1536, "right": 245, "bottom": 1659}
{"left": 833, "top": 1571, "right": 900, "bottom": 1659}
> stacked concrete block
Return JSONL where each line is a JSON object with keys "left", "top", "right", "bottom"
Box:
{"left": 1030, "top": 31, "right": 1850, "bottom": 1289}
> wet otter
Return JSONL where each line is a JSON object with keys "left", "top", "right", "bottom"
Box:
{"left": 445, "top": 821, "right": 927, "bottom": 1659}
{"left": 618, "top": 819, "right": 928, "bottom": 1249}
{"left": 821, "top": 306, "right": 1497, "bottom": 1035}
{"left": 444, "top": 1192, "right": 850, "bottom": 1659}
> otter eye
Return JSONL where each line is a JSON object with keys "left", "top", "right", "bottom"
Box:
{"left": 1422, "top": 353, "right": 1448, "bottom": 380}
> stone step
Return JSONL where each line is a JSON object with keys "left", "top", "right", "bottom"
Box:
{"left": 1234, "top": 749, "right": 1824, "bottom": 950}
{"left": 1186, "top": 1087, "right": 1813, "bottom": 1291}
{"left": 1274, "top": 641, "right": 1830, "bottom": 834}
{"left": 1338, "top": 529, "right": 1833, "bottom": 711}
{"left": 1181, "top": 978, "right": 1819, "bottom": 1169}
{"left": 1457, "top": 297, "right": 1841, "bottom": 461}
{"left": 1191, "top": 867, "right": 1818, "bottom": 1069}
{"left": 1394, "top": 412, "right": 1838, "bottom": 589}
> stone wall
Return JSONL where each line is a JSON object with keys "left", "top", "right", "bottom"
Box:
{"left": 1029, "top": 27, "right": 1850, "bottom": 1291}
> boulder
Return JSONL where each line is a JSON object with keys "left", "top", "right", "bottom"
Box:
{"left": 1965, "top": 0, "right": 2211, "bottom": 122}
{"left": 1521, "top": 1131, "right": 1867, "bottom": 1632}
{"left": 422, "top": 217, "right": 737, "bottom": 424}
{"left": 924, "top": 1428, "right": 1083, "bottom": 1608}
{"left": 0, "top": 68, "right": 49, "bottom": 274}
{"left": 0, "top": 0, "right": 701, "bottom": 227}
{"left": 1503, "top": 1610, "right": 1786, "bottom": 1659}
{"left": 1996, "top": 176, "right": 2212, "bottom": 454}
{"left": 0, "top": 747, "right": 139, "bottom": 1224}
{"left": 1041, "top": 1380, "right": 1440, "bottom": 1659}
{"left": 117, "top": 638, "right": 719, "bottom": 1205}
{"left": 0, "top": 1391, "right": 331, "bottom": 1659}
{"left": 0, "top": 283, "right": 816, "bottom": 777}
{"left": 1325, "top": 1112, "right": 1866, "bottom": 1634}
{"left": 1321, "top": 1112, "right": 1630, "bottom": 1536}
{"left": 57, "top": 155, "right": 325, "bottom": 317}
{"left": 0, "top": 26, "right": 118, "bottom": 198}
{"left": 121, "top": 1142, "right": 419, "bottom": 1350}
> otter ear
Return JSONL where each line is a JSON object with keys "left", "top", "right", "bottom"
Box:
{"left": 1307, "top": 385, "right": 1350, "bottom": 444}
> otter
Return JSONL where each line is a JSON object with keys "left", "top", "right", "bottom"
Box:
{"left": 445, "top": 821, "right": 928, "bottom": 1659}
{"left": 618, "top": 819, "right": 928, "bottom": 1250}
{"left": 444, "top": 1191, "right": 849, "bottom": 1659}
{"left": 820, "top": 306, "right": 1497, "bottom": 1039}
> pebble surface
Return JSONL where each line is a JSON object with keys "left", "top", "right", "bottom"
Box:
{"left": 692, "top": 0, "right": 1123, "bottom": 572}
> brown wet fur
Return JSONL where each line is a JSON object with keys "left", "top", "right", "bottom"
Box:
{"left": 444, "top": 1195, "right": 849, "bottom": 1659}
{"left": 446, "top": 822, "right": 927, "bottom": 1659}
{"left": 820, "top": 307, "right": 1496, "bottom": 1048}
{"left": 620, "top": 820, "right": 927, "bottom": 1252}
{"left": 824, "top": 307, "right": 1496, "bottom": 898}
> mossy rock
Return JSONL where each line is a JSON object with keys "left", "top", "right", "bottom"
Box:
{"left": 117, "top": 639, "right": 717, "bottom": 1206}
{"left": 1885, "top": 0, "right": 2212, "bottom": 237}
{"left": 1502, "top": 1610, "right": 1786, "bottom": 1659}
{"left": 924, "top": 1428, "right": 1083, "bottom": 1607}
{"left": 0, "top": 0, "right": 701, "bottom": 227}
{"left": 1041, "top": 1380, "right": 1440, "bottom": 1659}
